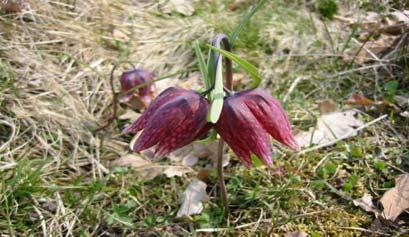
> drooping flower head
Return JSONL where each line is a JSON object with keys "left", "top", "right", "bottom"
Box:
{"left": 120, "top": 69, "right": 154, "bottom": 106}
{"left": 122, "top": 87, "right": 211, "bottom": 158}
{"left": 215, "top": 88, "right": 299, "bottom": 168}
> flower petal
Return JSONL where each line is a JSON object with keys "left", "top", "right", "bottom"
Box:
{"left": 216, "top": 102, "right": 252, "bottom": 167}
{"left": 242, "top": 89, "right": 300, "bottom": 151}
{"left": 216, "top": 96, "right": 273, "bottom": 167}
{"left": 120, "top": 69, "right": 154, "bottom": 97}
{"left": 132, "top": 95, "right": 193, "bottom": 151}
{"left": 122, "top": 87, "right": 185, "bottom": 134}
{"left": 153, "top": 97, "right": 210, "bottom": 158}
{"left": 132, "top": 91, "right": 210, "bottom": 158}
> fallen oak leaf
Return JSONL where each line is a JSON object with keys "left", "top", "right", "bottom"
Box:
{"left": 112, "top": 154, "right": 163, "bottom": 179}
{"left": 299, "top": 114, "right": 388, "bottom": 154}
{"left": 380, "top": 174, "right": 409, "bottom": 221}
{"left": 345, "top": 93, "right": 375, "bottom": 106}
{"left": 177, "top": 178, "right": 208, "bottom": 217}
{"left": 113, "top": 154, "right": 150, "bottom": 167}
{"left": 114, "top": 154, "right": 194, "bottom": 179}
{"left": 296, "top": 109, "right": 364, "bottom": 148}
{"left": 163, "top": 166, "right": 193, "bottom": 178}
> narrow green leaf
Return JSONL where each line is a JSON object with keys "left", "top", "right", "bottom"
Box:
{"left": 230, "top": 0, "right": 267, "bottom": 46}
{"left": 206, "top": 48, "right": 215, "bottom": 101}
{"left": 208, "top": 45, "right": 261, "bottom": 88}
{"left": 194, "top": 41, "right": 210, "bottom": 90}
{"left": 207, "top": 48, "right": 215, "bottom": 86}
{"left": 207, "top": 55, "right": 224, "bottom": 123}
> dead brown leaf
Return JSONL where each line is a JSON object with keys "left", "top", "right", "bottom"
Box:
{"left": 170, "top": 0, "right": 194, "bottom": 16}
{"left": 113, "top": 154, "right": 192, "bottom": 179}
{"left": 196, "top": 168, "right": 211, "bottom": 181}
{"left": 340, "top": 10, "right": 409, "bottom": 36}
{"left": 355, "top": 34, "right": 398, "bottom": 63}
{"left": 112, "top": 29, "right": 130, "bottom": 42}
{"left": 353, "top": 193, "right": 380, "bottom": 216}
{"left": 0, "top": 0, "right": 27, "bottom": 13}
{"left": 317, "top": 99, "right": 338, "bottom": 114}
{"left": 345, "top": 93, "right": 375, "bottom": 106}
{"left": 118, "top": 109, "right": 140, "bottom": 122}
{"left": 345, "top": 94, "right": 402, "bottom": 114}
{"left": 113, "top": 154, "right": 150, "bottom": 168}
{"left": 285, "top": 231, "right": 308, "bottom": 237}
{"left": 296, "top": 109, "right": 364, "bottom": 148}
{"left": 163, "top": 166, "right": 192, "bottom": 177}
{"left": 229, "top": 0, "right": 251, "bottom": 11}
{"left": 113, "top": 154, "right": 163, "bottom": 179}
{"left": 389, "top": 10, "right": 409, "bottom": 25}
{"left": 169, "top": 141, "right": 229, "bottom": 168}
{"left": 380, "top": 174, "right": 409, "bottom": 221}
{"left": 177, "top": 178, "right": 208, "bottom": 217}
{"left": 336, "top": 10, "right": 408, "bottom": 64}
{"left": 394, "top": 95, "right": 409, "bottom": 109}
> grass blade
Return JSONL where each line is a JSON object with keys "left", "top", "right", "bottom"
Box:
{"left": 230, "top": 0, "right": 267, "bottom": 46}
{"left": 207, "top": 48, "right": 215, "bottom": 87}
{"left": 194, "top": 41, "right": 210, "bottom": 90}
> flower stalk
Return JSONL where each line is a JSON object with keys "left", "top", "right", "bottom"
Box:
{"left": 211, "top": 33, "right": 233, "bottom": 218}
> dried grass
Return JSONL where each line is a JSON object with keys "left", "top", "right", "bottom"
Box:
{"left": 0, "top": 0, "right": 212, "bottom": 178}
